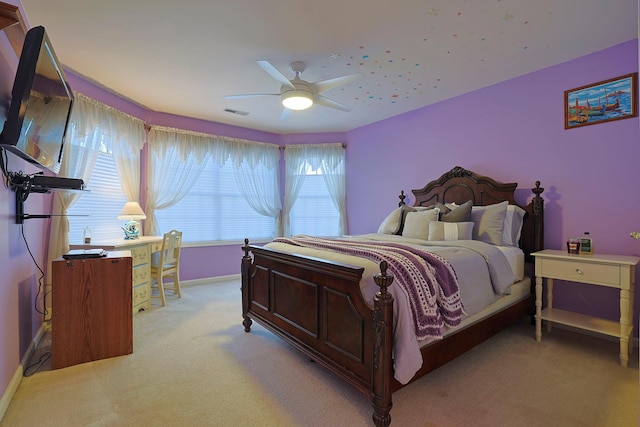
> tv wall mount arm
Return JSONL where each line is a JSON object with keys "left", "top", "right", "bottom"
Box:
{"left": 8, "top": 172, "right": 86, "bottom": 224}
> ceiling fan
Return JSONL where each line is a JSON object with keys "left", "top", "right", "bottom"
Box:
{"left": 225, "top": 60, "right": 361, "bottom": 112}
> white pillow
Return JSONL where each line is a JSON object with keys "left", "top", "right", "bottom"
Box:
{"left": 502, "top": 205, "right": 526, "bottom": 246}
{"left": 401, "top": 208, "right": 440, "bottom": 240}
{"left": 470, "top": 201, "right": 508, "bottom": 245}
{"left": 377, "top": 207, "right": 403, "bottom": 234}
{"left": 428, "top": 221, "right": 474, "bottom": 241}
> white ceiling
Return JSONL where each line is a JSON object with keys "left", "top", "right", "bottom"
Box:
{"left": 19, "top": 0, "right": 639, "bottom": 134}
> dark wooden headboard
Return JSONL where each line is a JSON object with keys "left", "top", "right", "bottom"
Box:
{"left": 400, "top": 166, "right": 544, "bottom": 259}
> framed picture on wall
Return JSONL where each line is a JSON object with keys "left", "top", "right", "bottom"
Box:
{"left": 564, "top": 72, "right": 638, "bottom": 129}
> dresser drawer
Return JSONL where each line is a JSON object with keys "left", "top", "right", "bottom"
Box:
{"left": 130, "top": 245, "right": 150, "bottom": 267}
{"left": 539, "top": 259, "right": 621, "bottom": 286}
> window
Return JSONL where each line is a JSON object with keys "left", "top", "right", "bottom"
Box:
{"left": 67, "top": 151, "right": 127, "bottom": 243}
{"left": 288, "top": 165, "right": 340, "bottom": 236}
{"left": 154, "top": 156, "right": 277, "bottom": 244}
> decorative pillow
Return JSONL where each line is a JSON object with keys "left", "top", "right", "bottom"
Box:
{"left": 428, "top": 221, "right": 474, "bottom": 241}
{"left": 377, "top": 207, "right": 403, "bottom": 234}
{"left": 401, "top": 208, "right": 440, "bottom": 240}
{"left": 502, "top": 205, "right": 526, "bottom": 246}
{"left": 397, "top": 204, "right": 437, "bottom": 235}
{"left": 470, "top": 201, "right": 508, "bottom": 245}
{"left": 436, "top": 200, "right": 472, "bottom": 222}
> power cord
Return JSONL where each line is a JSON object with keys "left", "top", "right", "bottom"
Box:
{"left": 23, "top": 351, "right": 51, "bottom": 377}
{"left": 20, "top": 222, "right": 48, "bottom": 318}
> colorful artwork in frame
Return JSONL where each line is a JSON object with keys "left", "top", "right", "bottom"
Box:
{"left": 564, "top": 73, "right": 638, "bottom": 129}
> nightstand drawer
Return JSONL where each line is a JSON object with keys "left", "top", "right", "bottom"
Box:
{"left": 539, "top": 259, "right": 620, "bottom": 286}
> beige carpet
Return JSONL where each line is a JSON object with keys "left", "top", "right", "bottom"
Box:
{"left": 1, "top": 279, "right": 638, "bottom": 427}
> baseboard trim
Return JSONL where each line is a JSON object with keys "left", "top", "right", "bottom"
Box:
{"left": 181, "top": 274, "right": 240, "bottom": 287}
{"left": 0, "top": 322, "right": 48, "bottom": 422}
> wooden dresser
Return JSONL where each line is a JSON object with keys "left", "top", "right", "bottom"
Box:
{"left": 52, "top": 251, "right": 133, "bottom": 369}
{"left": 70, "top": 236, "right": 162, "bottom": 313}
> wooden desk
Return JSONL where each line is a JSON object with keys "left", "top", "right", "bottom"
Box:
{"left": 52, "top": 251, "right": 132, "bottom": 369}
{"left": 70, "top": 236, "right": 162, "bottom": 313}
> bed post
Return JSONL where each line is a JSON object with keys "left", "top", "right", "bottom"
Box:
{"left": 531, "top": 181, "right": 544, "bottom": 252}
{"left": 398, "top": 190, "right": 406, "bottom": 207}
{"left": 241, "top": 238, "right": 253, "bottom": 332}
{"left": 372, "top": 261, "right": 394, "bottom": 427}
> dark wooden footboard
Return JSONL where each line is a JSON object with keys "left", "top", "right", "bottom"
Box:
{"left": 241, "top": 241, "right": 396, "bottom": 426}
{"left": 242, "top": 241, "right": 377, "bottom": 393}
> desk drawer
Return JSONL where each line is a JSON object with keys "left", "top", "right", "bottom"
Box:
{"left": 132, "top": 264, "right": 150, "bottom": 286}
{"left": 539, "top": 259, "right": 620, "bottom": 286}
{"left": 130, "top": 245, "right": 149, "bottom": 267}
{"left": 133, "top": 282, "right": 150, "bottom": 310}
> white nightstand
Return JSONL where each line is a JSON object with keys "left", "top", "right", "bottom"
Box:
{"left": 532, "top": 249, "right": 640, "bottom": 367}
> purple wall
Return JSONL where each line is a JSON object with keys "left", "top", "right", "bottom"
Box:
{"left": 346, "top": 40, "right": 640, "bottom": 325}
{"left": 0, "top": 0, "right": 54, "bottom": 407}
{"left": 1, "top": 1, "right": 638, "bottom": 405}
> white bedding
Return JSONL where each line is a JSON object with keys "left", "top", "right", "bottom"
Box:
{"left": 497, "top": 245, "right": 525, "bottom": 281}
{"left": 264, "top": 233, "right": 527, "bottom": 384}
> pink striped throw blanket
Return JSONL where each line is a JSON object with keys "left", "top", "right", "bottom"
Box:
{"left": 272, "top": 236, "right": 463, "bottom": 340}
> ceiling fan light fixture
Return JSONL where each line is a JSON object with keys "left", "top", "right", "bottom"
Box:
{"left": 281, "top": 90, "right": 313, "bottom": 110}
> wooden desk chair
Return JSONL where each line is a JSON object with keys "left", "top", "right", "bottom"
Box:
{"left": 150, "top": 230, "right": 182, "bottom": 306}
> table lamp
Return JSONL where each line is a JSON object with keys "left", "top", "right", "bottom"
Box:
{"left": 118, "top": 201, "right": 146, "bottom": 239}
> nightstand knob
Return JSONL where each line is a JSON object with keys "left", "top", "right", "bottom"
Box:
{"left": 576, "top": 268, "right": 584, "bottom": 275}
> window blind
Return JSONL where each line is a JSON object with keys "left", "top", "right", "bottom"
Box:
{"left": 67, "top": 151, "right": 128, "bottom": 243}
{"left": 155, "top": 157, "right": 277, "bottom": 244}
{"left": 289, "top": 170, "right": 340, "bottom": 236}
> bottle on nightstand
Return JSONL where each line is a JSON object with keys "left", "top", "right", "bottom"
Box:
{"left": 579, "top": 232, "right": 593, "bottom": 254}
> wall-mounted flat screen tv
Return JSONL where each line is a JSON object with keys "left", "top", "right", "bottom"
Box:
{"left": 0, "top": 25, "right": 73, "bottom": 175}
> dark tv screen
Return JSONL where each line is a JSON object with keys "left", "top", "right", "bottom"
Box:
{"left": 0, "top": 25, "right": 73, "bottom": 175}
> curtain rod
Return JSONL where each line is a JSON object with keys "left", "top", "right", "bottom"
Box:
{"left": 143, "top": 124, "right": 346, "bottom": 150}
{"left": 279, "top": 143, "right": 346, "bottom": 149}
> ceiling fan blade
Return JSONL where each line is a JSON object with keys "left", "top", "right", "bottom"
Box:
{"left": 224, "top": 93, "right": 279, "bottom": 99}
{"left": 314, "top": 94, "right": 353, "bottom": 112}
{"left": 280, "top": 108, "right": 292, "bottom": 121}
{"left": 313, "top": 73, "right": 362, "bottom": 93}
{"left": 257, "top": 60, "right": 295, "bottom": 89}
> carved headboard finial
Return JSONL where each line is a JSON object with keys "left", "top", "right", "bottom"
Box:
{"left": 398, "top": 190, "right": 406, "bottom": 207}
{"left": 532, "top": 181, "right": 544, "bottom": 197}
{"left": 445, "top": 166, "right": 472, "bottom": 179}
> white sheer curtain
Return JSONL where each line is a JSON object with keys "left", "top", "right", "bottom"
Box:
{"left": 228, "top": 138, "right": 282, "bottom": 235}
{"left": 283, "top": 146, "right": 309, "bottom": 236}
{"left": 318, "top": 145, "right": 347, "bottom": 235}
{"left": 283, "top": 143, "right": 346, "bottom": 236}
{"left": 146, "top": 127, "right": 282, "bottom": 236}
{"left": 109, "top": 109, "right": 146, "bottom": 204}
{"left": 46, "top": 93, "right": 145, "bottom": 282}
{"left": 145, "top": 127, "right": 211, "bottom": 236}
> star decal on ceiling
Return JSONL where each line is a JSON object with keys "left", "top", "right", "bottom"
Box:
{"left": 426, "top": 8, "right": 439, "bottom": 17}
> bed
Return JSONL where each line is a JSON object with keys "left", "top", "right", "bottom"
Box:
{"left": 240, "top": 166, "right": 544, "bottom": 426}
